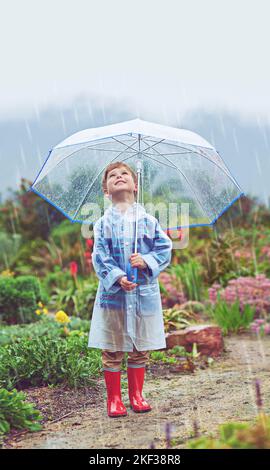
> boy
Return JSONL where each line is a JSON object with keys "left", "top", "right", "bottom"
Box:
{"left": 88, "top": 161, "right": 172, "bottom": 417}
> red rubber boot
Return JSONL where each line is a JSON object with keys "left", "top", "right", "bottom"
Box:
{"left": 127, "top": 366, "right": 152, "bottom": 413}
{"left": 103, "top": 370, "right": 127, "bottom": 418}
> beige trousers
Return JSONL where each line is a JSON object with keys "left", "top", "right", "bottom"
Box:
{"left": 102, "top": 344, "right": 150, "bottom": 371}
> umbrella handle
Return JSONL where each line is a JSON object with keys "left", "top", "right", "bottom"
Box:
{"left": 126, "top": 260, "right": 138, "bottom": 283}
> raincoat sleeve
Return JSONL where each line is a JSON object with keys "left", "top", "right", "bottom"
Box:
{"left": 92, "top": 219, "right": 126, "bottom": 293}
{"left": 140, "top": 219, "right": 173, "bottom": 281}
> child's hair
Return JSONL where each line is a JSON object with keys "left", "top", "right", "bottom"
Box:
{"left": 102, "top": 162, "right": 137, "bottom": 194}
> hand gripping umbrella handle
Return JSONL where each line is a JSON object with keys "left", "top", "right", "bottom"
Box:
{"left": 126, "top": 260, "right": 138, "bottom": 283}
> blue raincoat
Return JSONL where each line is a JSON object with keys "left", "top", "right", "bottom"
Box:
{"left": 87, "top": 202, "right": 173, "bottom": 352}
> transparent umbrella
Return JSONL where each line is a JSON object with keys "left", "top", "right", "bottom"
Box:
{"left": 29, "top": 118, "right": 245, "bottom": 281}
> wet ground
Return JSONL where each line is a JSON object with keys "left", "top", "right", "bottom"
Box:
{"left": 3, "top": 332, "right": 270, "bottom": 449}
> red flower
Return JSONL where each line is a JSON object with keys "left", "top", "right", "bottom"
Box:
{"left": 84, "top": 251, "right": 92, "bottom": 259}
{"left": 86, "top": 239, "right": 94, "bottom": 249}
{"left": 69, "top": 261, "right": 78, "bottom": 277}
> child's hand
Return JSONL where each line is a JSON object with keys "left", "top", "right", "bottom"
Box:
{"left": 118, "top": 275, "right": 138, "bottom": 291}
{"left": 129, "top": 253, "right": 148, "bottom": 270}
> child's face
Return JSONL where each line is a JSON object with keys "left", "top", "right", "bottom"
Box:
{"left": 105, "top": 166, "right": 137, "bottom": 198}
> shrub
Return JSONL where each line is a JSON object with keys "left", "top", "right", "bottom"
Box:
{"left": 0, "top": 178, "right": 64, "bottom": 241}
{"left": 0, "top": 334, "right": 102, "bottom": 390}
{"left": 0, "top": 387, "right": 43, "bottom": 447}
{"left": 41, "top": 266, "right": 72, "bottom": 296}
{"left": 202, "top": 231, "right": 241, "bottom": 285}
{"left": 0, "top": 315, "right": 90, "bottom": 346}
{"left": 0, "top": 275, "right": 47, "bottom": 324}
{"left": 11, "top": 238, "right": 51, "bottom": 276}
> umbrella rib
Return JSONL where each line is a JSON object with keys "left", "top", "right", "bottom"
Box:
{"left": 72, "top": 140, "right": 139, "bottom": 220}
{"left": 111, "top": 137, "right": 139, "bottom": 153}
{"left": 142, "top": 150, "right": 194, "bottom": 158}
{"left": 150, "top": 151, "right": 194, "bottom": 156}
{"left": 144, "top": 137, "right": 213, "bottom": 152}
{"left": 140, "top": 136, "right": 166, "bottom": 153}
{"left": 142, "top": 139, "right": 240, "bottom": 189}
{"left": 146, "top": 147, "right": 211, "bottom": 220}
{"left": 74, "top": 147, "right": 136, "bottom": 153}
{"left": 140, "top": 152, "right": 176, "bottom": 170}
{"left": 39, "top": 137, "right": 139, "bottom": 180}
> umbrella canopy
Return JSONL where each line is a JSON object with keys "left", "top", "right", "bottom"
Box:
{"left": 29, "top": 118, "right": 245, "bottom": 230}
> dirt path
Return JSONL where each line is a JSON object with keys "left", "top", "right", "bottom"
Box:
{"left": 3, "top": 333, "right": 270, "bottom": 449}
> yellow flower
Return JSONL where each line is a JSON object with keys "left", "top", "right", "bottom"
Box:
{"left": 38, "top": 301, "right": 44, "bottom": 308}
{"left": 35, "top": 309, "right": 42, "bottom": 315}
{"left": 1, "top": 269, "right": 15, "bottom": 277}
{"left": 55, "top": 310, "right": 70, "bottom": 324}
{"left": 42, "top": 308, "right": 48, "bottom": 314}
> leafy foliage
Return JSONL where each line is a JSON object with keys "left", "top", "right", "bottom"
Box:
{"left": 0, "top": 334, "right": 102, "bottom": 390}
{"left": 206, "top": 294, "right": 255, "bottom": 334}
{"left": 0, "top": 275, "right": 47, "bottom": 324}
{"left": 0, "top": 387, "right": 43, "bottom": 446}
{"left": 168, "top": 259, "right": 203, "bottom": 301}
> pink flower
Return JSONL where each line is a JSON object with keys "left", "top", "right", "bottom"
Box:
{"left": 260, "top": 246, "right": 270, "bottom": 262}
{"left": 208, "top": 274, "right": 270, "bottom": 318}
{"left": 264, "top": 324, "right": 270, "bottom": 334}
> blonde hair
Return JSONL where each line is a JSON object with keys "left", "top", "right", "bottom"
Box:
{"left": 102, "top": 162, "right": 137, "bottom": 194}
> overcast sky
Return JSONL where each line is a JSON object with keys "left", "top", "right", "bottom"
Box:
{"left": 0, "top": 0, "right": 270, "bottom": 124}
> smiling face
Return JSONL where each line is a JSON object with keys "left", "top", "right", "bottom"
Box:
{"left": 103, "top": 165, "right": 137, "bottom": 199}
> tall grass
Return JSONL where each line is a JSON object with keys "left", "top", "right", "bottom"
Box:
{"left": 168, "top": 259, "right": 203, "bottom": 301}
{"left": 207, "top": 293, "right": 255, "bottom": 335}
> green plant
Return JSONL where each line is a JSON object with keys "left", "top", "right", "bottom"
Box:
{"left": 50, "top": 276, "right": 98, "bottom": 319}
{"left": 0, "top": 275, "right": 47, "bottom": 324}
{"left": 207, "top": 293, "right": 255, "bottom": 335}
{"left": 163, "top": 305, "right": 199, "bottom": 333}
{"left": 0, "top": 334, "right": 102, "bottom": 390}
{"left": 149, "top": 350, "right": 178, "bottom": 364}
{"left": 0, "top": 231, "right": 22, "bottom": 271}
{"left": 41, "top": 267, "right": 72, "bottom": 296}
{"left": 167, "top": 345, "right": 189, "bottom": 356}
{"left": 11, "top": 238, "right": 53, "bottom": 276}
{"left": 150, "top": 351, "right": 167, "bottom": 361}
{"left": 0, "top": 178, "right": 64, "bottom": 241}
{"left": 50, "top": 219, "right": 81, "bottom": 247}
{"left": 0, "top": 387, "right": 43, "bottom": 447}
{"left": 0, "top": 315, "right": 90, "bottom": 346}
{"left": 203, "top": 231, "right": 242, "bottom": 285}
{"left": 168, "top": 260, "right": 203, "bottom": 301}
